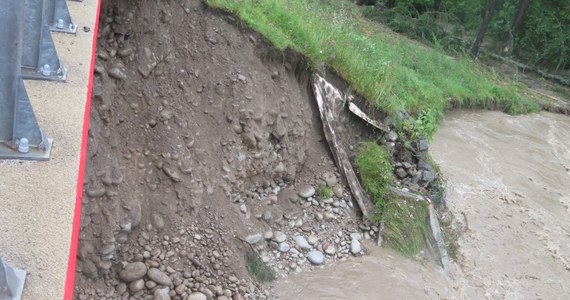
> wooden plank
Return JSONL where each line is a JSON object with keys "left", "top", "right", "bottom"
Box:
{"left": 348, "top": 102, "right": 390, "bottom": 132}
{"left": 311, "top": 74, "right": 373, "bottom": 219}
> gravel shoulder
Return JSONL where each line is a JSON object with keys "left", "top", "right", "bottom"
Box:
{"left": 0, "top": 1, "right": 99, "bottom": 299}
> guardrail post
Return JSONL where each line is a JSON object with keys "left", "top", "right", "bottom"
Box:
{"left": 0, "top": 258, "right": 26, "bottom": 300}
{"left": 0, "top": 0, "right": 53, "bottom": 161}
{"left": 21, "top": 0, "right": 67, "bottom": 81}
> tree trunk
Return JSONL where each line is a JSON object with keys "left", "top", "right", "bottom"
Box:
{"left": 504, "top": 0, "right": 531, "bottom": 56}
{"left": 386, "top": 0, "right": 396, "bottom": 9}
{"left": 470, "top": 0, "right": 500, "bottom": 58}
{"left": 433, "top": 0, "right": 442, "bottom": 12}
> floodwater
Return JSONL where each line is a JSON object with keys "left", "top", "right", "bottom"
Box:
{"left": 274, "top": 111, "right": 570, "bottom": 299}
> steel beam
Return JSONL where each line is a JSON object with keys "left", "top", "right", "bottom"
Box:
{"left": 21, "top": 0, "right": 67, "bottom": 81}
{"left": 45, "top": 0, "right": 77, "bottom": 34}
{"left": 0, "top": 258, "right": 26, "bottom": 300}
{"left": 0, "top": 0, "right": 53, "bottom": 161}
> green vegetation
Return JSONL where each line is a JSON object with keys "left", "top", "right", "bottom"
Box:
{"left": 382, "top": 198, "right": 431, "bottom": 258}
{"left": 207, "top": 0, "right": 543, "bottom": 138}
{"left": 318, "top": 186, "right": 334, "bottom": 199}
{"left": 356, "top": 142, "right": 434, "bottom": 258}
{"left": 245, "top": 253, "right": 276, "bottom": 283}
{"left": 355, "top": 142, "right": 394, "bottom": 210}
{"left": 364, "top": 0, "right": 570, "bottom": 71}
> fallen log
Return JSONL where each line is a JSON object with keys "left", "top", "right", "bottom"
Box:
{"left": 311, "top": 74, "right": 374, "bottom": 219}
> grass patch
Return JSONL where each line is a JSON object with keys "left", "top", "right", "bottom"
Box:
{"left": 318, "top": 186, "right": 333, "bottom": 199}
{"left": 245, "top": 253, "right": 276, "bottom": 283}
{"left": 356, "top": 142, "right": 434, "bottom": 258}
{"left": 355, "top": 142, "right": 394, "bottom": 210}
{"left": 207, "top": 0, "right": 544, "bottom": 138}
{"left": 382, "top": 198, "right": 431, "bottom": 258}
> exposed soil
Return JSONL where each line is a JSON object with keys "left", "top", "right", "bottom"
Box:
{"left": 73, "top": 1, "right": 381, "bottom": 299}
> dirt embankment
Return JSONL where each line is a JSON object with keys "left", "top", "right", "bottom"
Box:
{"left": 74, "top": 1, "right": 379, "bottom": 299}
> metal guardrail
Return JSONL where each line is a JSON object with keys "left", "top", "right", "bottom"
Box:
{"left": 0, "top": 258, "right": 26, "bottom": 300}
{"left": 21, "top": 0, "right": 67, "bottom": 81}
{"left": 0, "top": 0, "right": 81, "bottom": 161}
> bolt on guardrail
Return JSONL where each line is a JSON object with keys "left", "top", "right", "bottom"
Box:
{"left": 45, "top": 0, "right": 77, "bottom": 34}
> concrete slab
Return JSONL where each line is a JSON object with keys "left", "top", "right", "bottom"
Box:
{"left": 0, "top": 0, "right": 99, "bottom": 299}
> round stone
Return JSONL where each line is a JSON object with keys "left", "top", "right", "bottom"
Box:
{"left": 350, "top": 232, "right": 362, "bottom": 241}
{"left": 129, "top": 279, "right": 145, "bottom": 292}
{"left": 307, "top": 250, "right": 325, "bottom": 265}
{"left": 188, "top": 292, "right": 207, "bottom": 300}
{"left": 119, "top": 262, "right": 147, "bottom": 282}
{"left": 294, "top": 236, "right": 311, "bottom": 250}
{"left": 272, "top": 231, "right": 287, "bottom": 243}
{"left": 324, "top": 244, "right": 336, "bottom": 255}
{"left": 147, "top": 268, "right": 172, "bottom": 286}
{"left": 350, "top": 239, "right": 362, "bottom": 255}
{"left": 278, "top": 242, "right": 290, "bottom": 252}
{"left": 264, "top": 231, "right": 273, "bottom": 240}
{"left": 307, "top": 234, "right": 319, "bottom": 245}
{"left": 298, "top": 185, "right": 316, "bottom": 198}
{"left": 245, "top": 233, "right": 263, "bottom": 244}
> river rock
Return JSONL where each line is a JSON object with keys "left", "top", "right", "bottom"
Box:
{"left": 396, "top": 168, "right": 408, "bottom": 179}
{"left": 350, "top": 239, "right": 362, "bottom": 255}
{"left": 298, "top": 185, "right": 316, "bottom": 198}
{"left": 324, "top": 244, "right": 336, "bottom": 255}
{"left": 332, "top": 184, "right": 343, "bottom": 198}
{"left": 422, "top": 170, "right": 436, "bottom": 183}
{"left": 323, "top": 212, "right": 335, "bottom": 221}
{"left": 419, "top": 138, "right": 429, "bottom": 151}
{"left": 272, "top": 231, "right": 287, "bottom": 243}
{"left": 350, "top": 233, "right": 362, "bottom": 241}
{"left": 307, "top": 250, "right": 325, "bottom": 265}
{"left": 154, "top": 289, "right": 171, "bottom": 300}
{"left": 278, "top": 242, "right": 290, "bottom": 252}
{"left": 264, "top": 231, "right": 273, "bottom": 240}
{"left": 152, "top": 213, "right": 165, "bottom": 229}
{"left": 119, "top": 262, "right": 147, "bottom": 282}
{"left": 388, "top": 130, "right": 398, "bottom": 142}
{"left": 108, "top": 66, "right": 127, "bottom": 80}
{"left": 129, "top": 279, "right": 145, "bottom": 292}
{"left": 246, "top": 233, "right": 263, "bottom": 244}
{"left": 307, "top": 234, "right": 319, "bottom": 245}
{"left": 188, "top": 292, "right": 207, "bottom": 300}
{"left": 294, "top": 236, "right": 310, "bottom": 250}
{"left": 147, "top": 268, "right": 172, "bottom": 286}
{"left": 116, "top": 282, "right": 127, "bottom": 295}
{"left": 323, "top": 172, "right": 338, "bottom": 187}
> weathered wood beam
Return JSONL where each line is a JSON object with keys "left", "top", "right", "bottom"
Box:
{"left": 311, "top": 74, "right": 374, "bottom": 219}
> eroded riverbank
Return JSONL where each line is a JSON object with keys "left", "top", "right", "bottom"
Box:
{"left": 274, "top": 110, "right": 570, "bottom": 299}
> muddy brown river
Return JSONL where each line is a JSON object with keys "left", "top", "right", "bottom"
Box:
{"left": 274, "top": 111, "right": 570, "bottom": 299}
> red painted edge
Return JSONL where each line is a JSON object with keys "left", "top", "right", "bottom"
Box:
{"left": 64, "top": 0, "right": 102, "bottom": 299}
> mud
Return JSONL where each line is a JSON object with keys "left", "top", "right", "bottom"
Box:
{"left": 74, "top": 0, "right": 376, "bottom": 299}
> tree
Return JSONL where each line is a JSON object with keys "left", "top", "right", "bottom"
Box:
{"left": 386, "top": 0, "right": 396, "bottom": 9}
{"left": 503, "top": 0, "right": 531, "bottom": 56}
{"left": 470, "top": 0, "right": 500, "bottom": 58}
{"left": 433, "top": 0, "right": 442, "bottom": 12}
